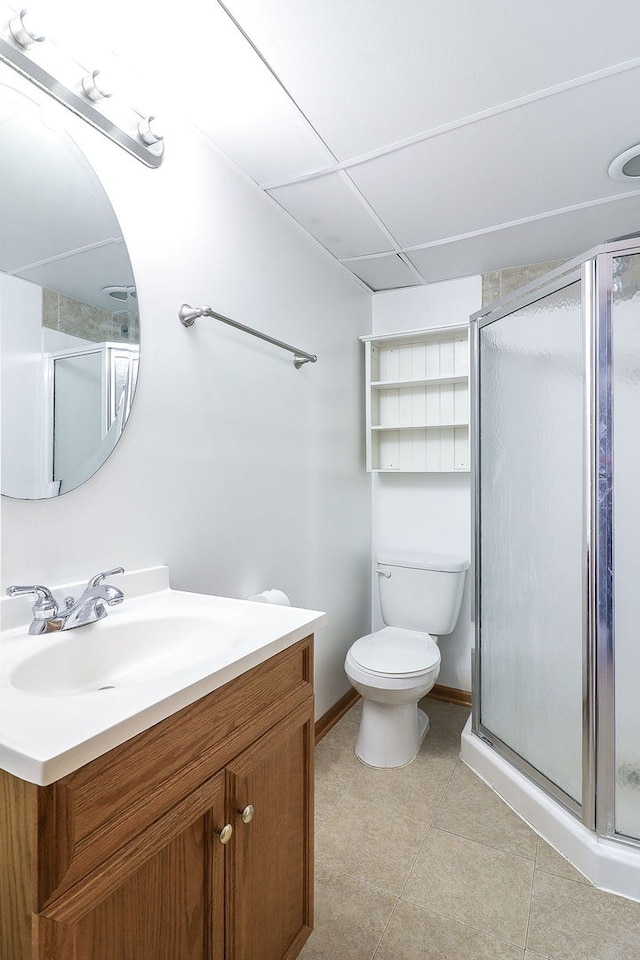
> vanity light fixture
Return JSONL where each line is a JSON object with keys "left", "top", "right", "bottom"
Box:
{"left": 0, "top": 6, "right": 164, "bottom": 167}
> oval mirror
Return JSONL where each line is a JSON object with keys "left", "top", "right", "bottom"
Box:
{"left": 0, "top": 81, "right": 140, "bottom": 499}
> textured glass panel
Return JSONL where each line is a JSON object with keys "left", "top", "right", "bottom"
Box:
{"left": 53, "top": 352, "right": 102, "bottom": 486}
{"left": 479, "top": 282, "right": 583, "bottom": 802}
{"left": 612, "top": 253, "right": 640, "bottom": 840}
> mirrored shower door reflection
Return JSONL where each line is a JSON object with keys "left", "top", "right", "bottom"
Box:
{"left": 475, "top": 277, "right": 585, "bottom": 813}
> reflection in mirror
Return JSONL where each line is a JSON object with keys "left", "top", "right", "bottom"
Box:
{"left": 0, "top": 79, "right": 140, "bottom": 499}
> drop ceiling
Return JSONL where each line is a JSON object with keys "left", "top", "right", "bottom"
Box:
{"left": 32, "top": 1, "right": 640, "bottom": 291}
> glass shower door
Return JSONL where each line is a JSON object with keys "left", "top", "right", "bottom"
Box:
{"left": 476, "top": 279, "right": 585, "bottom": 809}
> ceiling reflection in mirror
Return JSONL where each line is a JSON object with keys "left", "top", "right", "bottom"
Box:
{"left": 0, "top": 80, "right": 139, "bottom": 500}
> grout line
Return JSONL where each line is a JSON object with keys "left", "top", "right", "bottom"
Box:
{"left": 313, "top": 857, "right": 403, "bottom": 900}
{"left": 428, "top": 821, "right": 538, "bottom": 864}
{"left": 314, "top": 774, "right": 357, "bottom": 833}
{"left": 430, "top": 754, "right": 460, "bottom": 823}
{"left": 400, "top": 750, "right": 462, "bottom": 895}
{"left": 394, "top": 758, "right": 460, "bottom": 902}
{"left": 396, "top": 897, "right": 530, "bottom": 954}
{"left": 523, "top": 837, "right": 539, "bottom": 954}
{"left": 370, "top": 897, "right": 401, "bottom": 960}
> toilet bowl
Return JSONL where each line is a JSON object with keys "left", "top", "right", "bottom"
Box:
{"left": 344, "top": 552, "right": 468, "bottom": 768}
{"left": 345, "top": 626, "right": 440, "bottom": 767}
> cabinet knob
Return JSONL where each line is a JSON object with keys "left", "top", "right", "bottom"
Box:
{"left": 216, "top": 823, "right": 233, "bottom": 845}
{"left": 239, "top": 804, "right": 254, "bottom": 824}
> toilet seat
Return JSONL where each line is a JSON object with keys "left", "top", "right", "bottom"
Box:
{"left": 350, "top": 626, "right": 440, "bottom": 678}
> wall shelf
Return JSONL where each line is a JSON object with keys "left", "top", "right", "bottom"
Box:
{"left": 371, "top": 422, "right": 467, "bottom": 431}
{"left": 371, "top": 374, "right": 467, "bottom": 390}
{"left": 361, "top": 325, "right": 470, "bottom": 473}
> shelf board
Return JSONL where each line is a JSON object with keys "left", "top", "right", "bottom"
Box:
{"left": 372, "top": 467, "right": 471, "bottom": 473}
{"left": 371, "top": 422, "right": 469, "bottom": 431}
{"left": 360, "top": 324, "right": 468, "bottom": 344}
{"left": 371, "top": 374, "right": 467, "bottom": 390}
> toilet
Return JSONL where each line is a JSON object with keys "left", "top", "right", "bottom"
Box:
{"left": 345, "top": 551, "right": 469, "bottom": 768}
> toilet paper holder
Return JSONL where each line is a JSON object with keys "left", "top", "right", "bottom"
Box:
{"left": 247, "top": 589, "right": 291, "bottom": 606}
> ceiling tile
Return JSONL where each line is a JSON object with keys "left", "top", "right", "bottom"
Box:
{"left": 21, "top": 242, "right": 134, "bottom": 311}
{"left": 222, "top": 0, "right": 640, "bottom": 160}
{"left": 348, "top": 68, "right": 640, "bottom": 248}
{"left": 346, "top": 254, "right": 422, "bottom": 291}
{"left": 187, "top": 57, "right": 336, "bottom": 184}
{"left": 268, "top": 172, "right": 394, "bottom": 259}
{"left": 0, "top": 103, "right": 121, "bottom": 274}
{"left": 406, "top": 197, "right": 640, "bottom": 282}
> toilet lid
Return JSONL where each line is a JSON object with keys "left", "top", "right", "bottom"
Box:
{"left": 350, "top": 628, "right": 440, "bottom": 677}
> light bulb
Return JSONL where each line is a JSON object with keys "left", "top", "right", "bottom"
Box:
{"left": 138, "top": 115, "right": 163, "bottom": 146}
{"left": 9, "top": 8, "right": 46, "bottom": 48}
{"left": 81, "top": 69, "right": 113, "bottom": 102}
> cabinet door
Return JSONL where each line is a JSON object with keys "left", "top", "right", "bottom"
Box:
{"left": 36, "top": 773, "right": 226, "bottom": 960}
{"left": 226, "top": 699, "right": 314, "bottom": 960}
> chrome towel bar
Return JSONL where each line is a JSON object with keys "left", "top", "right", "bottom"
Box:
{"left": 179, "top": 304, "right": 317, "bottom": 369}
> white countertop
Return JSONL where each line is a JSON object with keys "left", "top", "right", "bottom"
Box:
{"left": 0, "top": 567, "right": 326, "bottom": 785}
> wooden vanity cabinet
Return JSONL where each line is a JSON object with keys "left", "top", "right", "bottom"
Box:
{"left": 0, "top": 637, "right": 314, "bottom": 960}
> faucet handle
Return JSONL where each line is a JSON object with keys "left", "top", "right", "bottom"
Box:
{"left": 5, "top": 584, "right": 58, "bottom": 619}
{"left": 87, "top": 567, "right": 125, "bottom": 588}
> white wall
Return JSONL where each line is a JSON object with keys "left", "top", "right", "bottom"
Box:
{"left": 0, "top": 77, "right": 372, "bottom": 719}
{"left": 371, "top": 277, "right": 482, "bottom": 691}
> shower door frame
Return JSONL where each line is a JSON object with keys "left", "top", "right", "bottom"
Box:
{"left": 470, "top": 235, "right": 640, "bottom": 836}
{"left": 594, "top": 237, "right": 640, "bottom": 849}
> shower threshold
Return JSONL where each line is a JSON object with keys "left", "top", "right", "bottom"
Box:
{"left": 461, "top": 718, "right": 640, "bottom": 903}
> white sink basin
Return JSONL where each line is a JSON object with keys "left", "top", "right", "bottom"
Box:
{"left": 10, "top": 613, "right": 238, "bottom": 696}
{"left": 0, "top": 565, "right": 327, "bottom": 785}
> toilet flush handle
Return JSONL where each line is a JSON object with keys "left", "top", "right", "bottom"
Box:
{"left": 376, "top": 565, "right": 392, "bottom": 578}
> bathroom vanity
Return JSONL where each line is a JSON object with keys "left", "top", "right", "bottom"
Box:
{"left": 0, "top": 569, "right": 323, "bottom": 960}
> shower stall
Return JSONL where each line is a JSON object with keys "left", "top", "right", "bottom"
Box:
{"left": 462, "top": 234, "right": 640, "bottom": 900}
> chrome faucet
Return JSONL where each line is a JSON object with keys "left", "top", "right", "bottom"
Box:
{"left": 6, "top": 568, "right": 125, "bottom": 634}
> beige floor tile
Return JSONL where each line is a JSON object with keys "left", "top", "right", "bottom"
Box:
{"left": 315, "top": 793, "right": 429, "bottom": 896}
{"left": 374, "top": 899, "right": 525, "bottom": 960}
{"left": 535, "top": 838, "right": 590, "bottom": 885}
{"left": 316, "top": 721, "right": 362, "bottom": 790}
{"left": 298, "top": 861, "right": 397, "bottom": 960}
{"left": 418, "top": 698, "right": 470, "bottom": 761}
{"left": 433, "top": 762, "right": 537, "bottom": 860}
{"left": 315, "top": 703, "right": 365, "bottom": 828}
{"left": 524, "top": 953, "right": 548, "bottom": 959}
{"left": 326, "top": 698, "right": 363, "bottom": 739}
{"left": 345, "top": 751, "right": 456, "bottom": 824}
{"left": 402, "top": 828, "right": 534, "bottom": 947}
{"left": 315, "top": 777, "right": 348, "bottom": 831}
{"left": 527, "top": 871, "right": 640, "bottom": 960}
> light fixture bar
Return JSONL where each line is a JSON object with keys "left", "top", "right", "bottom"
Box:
{"left": 0, "top": 30, "right": 163, "bottom": 168}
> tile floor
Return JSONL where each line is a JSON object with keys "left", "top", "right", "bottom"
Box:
{"left": 302, "top": 697, "right": 640, "bottom": 960}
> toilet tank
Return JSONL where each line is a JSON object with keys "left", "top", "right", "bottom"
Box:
{"left": 377, "top": 551, "right": 469, "bottom": 635}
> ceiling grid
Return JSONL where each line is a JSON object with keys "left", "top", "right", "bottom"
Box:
{"left": 56, "top": 0, "right": 640, "bottom": 291}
